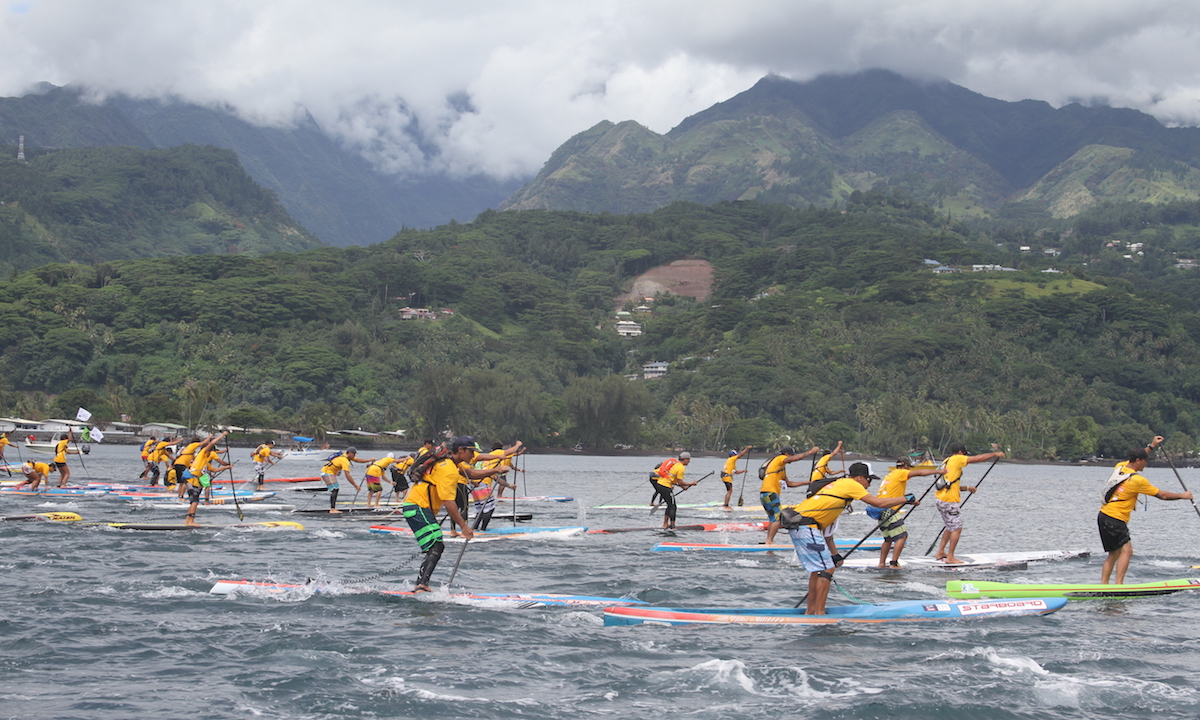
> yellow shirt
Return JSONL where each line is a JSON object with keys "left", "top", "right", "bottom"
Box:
{"left": 253, "top": 445, "right": 272, "bottom": 462}
{"left": 322, "top": 455, "right": 351, "bottom": 475}
{"left": 53, "top": 438, "right": 70, "bottom": 464}
{"left": 760, "top": 454, "right": 789, "bottom": 495}
{"left": 403, "top": 458, "right": 465, "bottom": 510}
{"left": 810, "top": 453, "right": 836, "bottom": 482}
{"left": 787, "top": 478, "right": 870, "bottom": 530}
{"left": 175, "top": 441, "right": 202, "bottom": 467}
{"left": 879, "top": 468, "right": 911, "bottom": 500}
{"left": 141, "top": 439, "right": 155, "bottom": 458}
{"left": 190, "top": 447, "right": 217, "bottom": 475}
{"left": 0, "top": 435, "right": 13, "bottom": 448}
{"left": 935, "top": 454, "right": 971, "bottom": 503}
{"left": 25, "top": 461, "right": 51, "bottom": 476}
{"left": 366, "top": 457, "right": 399, "bottom": 477}
{"left": 150, "top": 441, "right": 172, "bottom": 463}
{"left": 395, "top": 456, "right": 415, "bottom": 474}
{"left": 1100, "top": 472, "right": 1160, "bottom": 523}
{"left": 655, "top": 459, "right": 686, "bottom": 489}
{"left": 722, "top": 455, "right": 739, "bottom": 479}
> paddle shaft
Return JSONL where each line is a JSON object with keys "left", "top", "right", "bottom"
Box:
{"left": 1162, "top": 444, "right": 1200, "bottom": 521}
{"left": 447, "top": 475, "right": 503, "bottom": 585}
{"left": 736, "top": 451, "right": 750, "bottom": 506}
{"left": 225, "top": 437, "right": 243, "bottom": 521}
{"left": 923, "top": 456, "right": 1000, "bottom": 556}
{"left": 650, "top": 471, "right": 714, "bottom": 512}
{"left": 72, "top": 435, "right": 93, "bottom": 481}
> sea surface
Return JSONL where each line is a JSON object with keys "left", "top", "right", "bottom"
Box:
{"left": 2, "top": 447, "right": 1199, "bottom": 719}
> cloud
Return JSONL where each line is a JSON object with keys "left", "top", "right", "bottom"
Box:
{"left": 3, "top": 0, "right": 1200, "bottom": 179}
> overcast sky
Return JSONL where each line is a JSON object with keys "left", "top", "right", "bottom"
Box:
{"left": 2, "top": 0, "right": 1199, "bottom": 180}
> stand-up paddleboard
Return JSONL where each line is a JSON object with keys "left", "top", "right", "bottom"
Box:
{"left": 589, "top": 522, "right": 768, "bottom": 534}
{"left": 262, "top": 476, "right": 322, "bottom": 483}
{"left": 138, "top": 502, "right": 297, "bottom": 512}
{"left": 368, "top": 525, "right": 584, "bottom": 541}
{"left": 291, "top": 507, "right": 403, "bottom": 516}
{"left": 507, "top": 496, "right": 574, "bottom": 502}
{"left": 112, "top": 491, "right": 276, "bottom": 502}
{"left": 0, "top": 487, "right": 107, "bottom": 496}
{"left": 105, "top": 521, "right": 305, "bottom": 531}
{"left": 602, "top": 597, "right": 1068, "bottom": 626}
{"left": 653, "top": 538, "right": 884, "bottom": 552}
{"left": 947, "top": 577, "right": 1200, "bottom": 600}
{"left": 839, "top": 550, "right": 1090, "bottom": 570}
{"left": 0, "top": 511, "right": 82, "bottom": 522}
{"left": 209, "top": 579, "right": 646, "bottom": 607}
{"left": 595, "top": 501, "right": 760, "bottom": 510}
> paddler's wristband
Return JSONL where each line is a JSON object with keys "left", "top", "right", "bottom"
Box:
{"left": 905, "top": 493, "right": 916, "bottom": 503}
{"left": 831, "top": 553, "right": 844, "bottom": 564}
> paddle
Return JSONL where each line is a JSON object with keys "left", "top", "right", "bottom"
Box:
{"left": 71, "top": 431, "right": 93, "bottom": 482}
{"left": 736, "top": 450, "right": 751, "bottom": 506}
{"left": 447, "top": 475, "right": 503, "bottom": 586}
{"left": 793, "top": 495, "right": 919, "bottom": 607}
{"left": 224, "top": 435, "right": 244, "bottom": 521}
{"left": 1161, "top": 443, "right": 1200, "bottom": 521}
{"left": 923, "top": 453, "right": 1000, "bottom": 556}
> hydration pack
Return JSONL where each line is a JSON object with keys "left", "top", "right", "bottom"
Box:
{"left": 324, "top": 451, "right": 343, "bottom": 465}
{"left": 758, "top": 455, "right": 784, "bottom": 481}
{"left": 1102, "top": 465, "right": 1134, "bottom": 504}
{"left": 409, "top": 446, "right": 452, "bottom": 485}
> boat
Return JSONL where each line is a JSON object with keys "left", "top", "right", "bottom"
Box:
{"left": 367, "top": 525, "right": 584, "bottom": 541}
{"left": 22, "top": 439, "right": 59, "bottom": 454}
{"left": 0, "top": 511, "right": 82, "bottom": 522}
{"left": 278, "top": 437, "right": 330, "bottom": 461}
{"left": 589, "top": 522, "right": 768, "bottom": 534}
{"left": 838, "top": 550, "right": 1089, "bottom": 570}
{"left": 209, "top": 579, "right": 647, "bottom": 607}
{"left": 947, "top": 577, "right": 1200, "bottom": 600}
{"left": 105, "top": 521, "right": 304, "bottom": 531}
{"left": 653, "top": 538, "right": 884, "bottom": 552}
{"left": 602, "top": 597, "right": 1068, "bottom": 626}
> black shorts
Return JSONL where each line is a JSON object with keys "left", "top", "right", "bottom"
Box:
{"left": 185, "top": 484, "right": 203, "bottom": 504}
{"left": 55, "top": 462, "right": 68, "bottom": 470}
{"left": 1098, "top": 512, "right": 1131, "bottom": 553}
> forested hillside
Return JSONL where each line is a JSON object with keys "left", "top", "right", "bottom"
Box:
{"left": 0, "top": 144, "right": 321, "bottom": 276}
{"left": 4, "top": 192, "right": 1200, "bottom": 459}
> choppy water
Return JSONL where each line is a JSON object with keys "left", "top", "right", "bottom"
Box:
{"left": 2, "top": 447, "right": 1199, "bottom": 719}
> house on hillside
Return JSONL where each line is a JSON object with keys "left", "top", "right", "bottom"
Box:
{"left": 616, "top": 320, "right": 643, "bottom": 337}
{"left": 642, "top": 361, "right": 668, "bottom": 379}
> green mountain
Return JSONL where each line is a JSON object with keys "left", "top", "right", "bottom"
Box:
{"left": 0, "top": 85, "right": 523, "bottom": 247}
{"left": 0, "top": 144, "right": 321, "bottom": 276}
{"left": 5, "top": 193, "right": 1200, "bottom": 460}
{"left": 502, "top": 70, "right": 1200, "bottom": 219}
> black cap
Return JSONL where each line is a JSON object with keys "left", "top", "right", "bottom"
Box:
{"left": 452, "top": 435, "right": 476, "bottom": 450}
{"left": 780, "top": 446, "right": 795, "bottom": 455}
{"left": 949, "top": 442, "right": 967, "bottom": 455}
{"left": 848, "top": 462, "right": 880, "bottom": 480}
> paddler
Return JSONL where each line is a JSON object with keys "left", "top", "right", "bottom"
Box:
{"left": 252, "top": 440, "right": 283, "bottom": 490}
{"left": 1099, "top": 437, "right": 1192, "bottom": 584}
{"left": 52, "top": 429, "right": 80, "bottom": 487}
{"left": 874, "top": 457, "right": 944, "bottom": 567}
{"left": 933, "top": 442, "right": 1004, "bottom": 564}
{"left": 450, "top": 440, "right": 523, "bottom": 535}
{"left": 650, "top": 451, "right": 698, "bottom": 530}
{"left": 320, "top": 447, "right": 373, "bottom": 514}
{"left": 472, "top": 442, "right": 521, "bottom": 529}
{"left": 807, "top": 441, "right": 846, "bottom": 496}
{"left": 0, "top": 431, "right": 13, "bottom": 469}
{"left": 400, "top": 436, "right": 508, "bottom": 592}
{"left": 390, "top": 453, "right": 416, "bottom": 502}
{"left": 16, "top": 461, "right": 51, "bottom": 490}
{"left": 182, "top": 432, "right": 232, "bottom": 526}
{"left": 138, "top": 436, "right": 156, "bottom": 479}
{"left": 784, "top": 462, "right": 914, "bottom": 615}
{"left": 147, "top": 437, "right": 178, "bottom": 486}
{"left": 363, "top": 453, "right": 401, "bottom": 508}
{"left": 172, "top": 436, "right": 204, "bottom": 496}
{"left": 759, "top": 445, "right": 821, "bottom": 544}
{"left": 721, "top": 446, "right": 752, "bottom": 508}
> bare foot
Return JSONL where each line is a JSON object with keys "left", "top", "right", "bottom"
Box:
{"left": 943, "top": 557, "right": 964, "bottom": 565}
{"left": 413, "top": 585, "right": 431, "bottom": 593}
{"left": 329, "top": 508, "right": 342, "bottom": 514}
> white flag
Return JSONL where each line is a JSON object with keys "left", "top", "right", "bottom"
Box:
{"left": 75, "top": 407, "right": 92, "bottom": 422}
{"left": 90, "top": 427, "right": 104, "bottom": 443}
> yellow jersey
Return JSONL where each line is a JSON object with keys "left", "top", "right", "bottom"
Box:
{"left": 787, "top": 478, "right": 870, "bottom": 530}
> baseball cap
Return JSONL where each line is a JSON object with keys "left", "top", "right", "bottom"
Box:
{"left": 849, "top": 462, "right": 880, "bottom": 480}
{"left": 346, "top": 446, "right": 357, "bottom": 454}
{"left": 780, "top": 446, "right": 795, "bottom": 455}
{"left": 386, "top": 452, "right": 395, "bottom": 459}
{"left": 452, "top": 435, "right": 476, "bottom": 450}
{"left": 679, "top": 451, "right": 692, "bottom": 460}
{"left": 895, "top": 456, "right": 912, "bottom": 467}
{"left": 729, "top": 450, "right": 739, "bottom": 457}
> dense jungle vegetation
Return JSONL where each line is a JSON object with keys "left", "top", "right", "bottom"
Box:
{"left": 5, "top": 190, "right": 1200, "bottom": 458}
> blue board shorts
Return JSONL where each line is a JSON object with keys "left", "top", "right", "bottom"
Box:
{"left": 788, "top": 525, "right": 836, "bottom": 573}
{"left": 401, "top": 504, "right": 443, "bottom": 551}
{"left": 759, "top": 492, "right": 781, "bottom": 522}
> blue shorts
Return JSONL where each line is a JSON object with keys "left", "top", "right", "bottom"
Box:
{"left": 760, "top": 492, "right": 781, "bottom": 522}
{"left": 788, "top": 525, "right": 836, "bottom": 573}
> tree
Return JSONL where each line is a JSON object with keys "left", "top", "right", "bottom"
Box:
{"left": 563, "top": 374, "right": 651, "bottom": 448}
{"left": 1055, "top": 416, "right": 1100, "bottom": 460}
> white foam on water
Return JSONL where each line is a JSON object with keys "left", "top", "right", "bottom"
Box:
{"left": 310, "top": 528, "right": 346, "bottom": 539}
{"left": 973, "top": 646, "right": 1050, "bottom": 676}
{"left": 141, "top": 585, "right": 203, "bottom": 599}
{"left": 733, "top": 558, "right": 762, "bottom": 568}
{"left": 665, "top": 658, "right": 883, "bottom": 699}
{"left": 363, "top": 674, "right": 537, "bottom": 706}
{"left": 555, "top": 610, "right": 604, "bottom": 627}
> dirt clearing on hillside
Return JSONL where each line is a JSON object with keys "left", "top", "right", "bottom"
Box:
{"left": 616, "top": 259, "right": 713, "bottom": 307}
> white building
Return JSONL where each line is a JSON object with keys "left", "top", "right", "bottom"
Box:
{"left": 616, "top": 320, "right": 643, "bottom": 337}
{"left": 642, "top": 361, "right": 669, "bottom": 379}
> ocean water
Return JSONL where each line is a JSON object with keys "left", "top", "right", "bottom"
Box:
{"left": 2, "top": 447, "right": 1199, "bottom": 719}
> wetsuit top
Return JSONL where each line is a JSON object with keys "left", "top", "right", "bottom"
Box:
{"left": 878, "top": 468, "right": 911, "bottom": 500}
{"left": 787, "top": 477, "right": 870, "bottom": 530}
{"left": 1100, "top": 471, "right": 1159, "bottom": 523}
{"left": 403, "top": 457, "right": 465, "bottom": 510}
{"left": 53, "top": 438, "right": 70, "bottom": 464}
{"left": 935, "top": 454, "right": 970, "bottom": 503}
{"left": 760, "top": 454, "right": 789, "bottom": 495}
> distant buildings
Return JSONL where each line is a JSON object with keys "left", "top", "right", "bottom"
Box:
{"left": 642, "top": 361, "right": 669, "bottom": 379}
{"left": 398, "top": 307, "right": 454, "bottom": 320}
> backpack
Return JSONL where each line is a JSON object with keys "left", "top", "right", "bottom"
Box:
{"left": 324, "top": 451, "right": 343, "bottom": 465}
{"left": 758, "top": 454, "right": 783, "bottom": 481}
{"left": 408, "top": 446, "right": 452, "bottom": 485}
{"left": 655, "top": 458, "right": 679, "bottom": 479}
{"left": 806, "top": 476, "right": 836, "bottom": 498}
